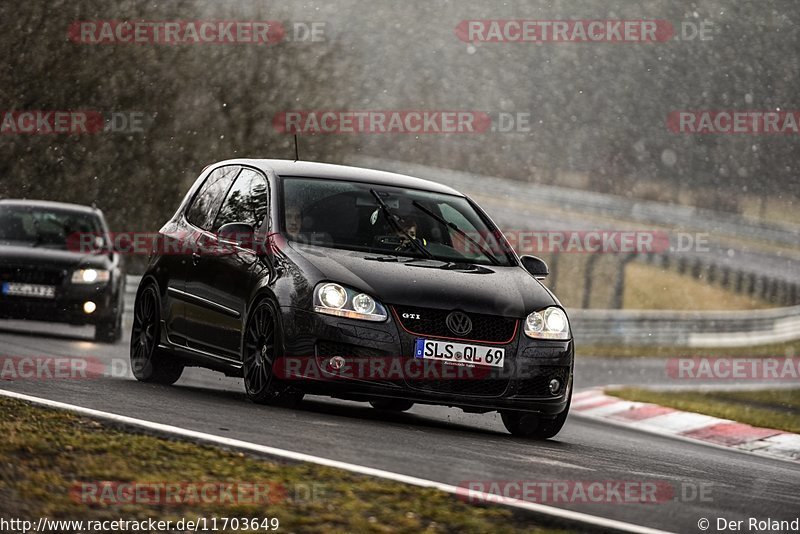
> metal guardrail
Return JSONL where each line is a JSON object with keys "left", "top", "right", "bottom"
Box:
{"left": 569, "top": 306, "right": 800, "bottom": 347}
{"left": 123, "top": 275, "right": 800, "bottom": 348}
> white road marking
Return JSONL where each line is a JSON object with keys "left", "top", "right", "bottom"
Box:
{"left": 0, "top": 388, "right": 673, "bottom": 534}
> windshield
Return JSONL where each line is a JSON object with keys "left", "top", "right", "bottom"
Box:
{"left": 282, "top": 177, "right": 516, "bottom": 267}
{"left": 0, "top": 205, "right": 103, "bottom": 250}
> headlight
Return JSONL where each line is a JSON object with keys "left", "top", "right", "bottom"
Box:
{"left": 352, "top": 293, "right": 376, "bottom": 315}
{"left": 524, "top": 307, "right": 570, "bottom": 340}
{"left": 71, "top": 269, "right": 110, "bottom": 284}
{"left": 314, "top": 282, "right": 387, "bottom": 322}
{"left": 319, "top": 283, "right": 347, "bottom": 309}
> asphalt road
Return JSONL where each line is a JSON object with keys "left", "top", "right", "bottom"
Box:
{"left": 1, "top": 321, "right": 798, "bottom": 533}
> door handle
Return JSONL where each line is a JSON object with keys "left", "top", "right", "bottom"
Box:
{"left": 191, "top": 252, "right": 201, "bottom": 265}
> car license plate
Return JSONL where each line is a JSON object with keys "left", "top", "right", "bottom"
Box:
{"left": 414, "top": 338, "right": 504, "bottom": 368}
{"left": 1, "top": 282, "right": 56, "bottom": 299}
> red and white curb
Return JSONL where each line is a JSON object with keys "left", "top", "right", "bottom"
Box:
{"left": 571, "top": 388, "right": 800, "bottom": 463}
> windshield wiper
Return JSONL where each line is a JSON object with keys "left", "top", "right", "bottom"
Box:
{"left": 410, "top": 200, "right": 501, "bottom": 266}
{"left": 369, "top": 189, "right": 434, "bottom": 260}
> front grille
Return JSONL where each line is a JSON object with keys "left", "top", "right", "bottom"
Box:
{"left": 393, "top": 305, "right": 517, "bottom": 343}
{"left": 515, "top": 366, "right": 570, "bottom": 398}
{"left": 0, "top": 265, "right": 66, "bottom": 286}
{"left": 406, "top": 377, "right": 509, "bottom": 397}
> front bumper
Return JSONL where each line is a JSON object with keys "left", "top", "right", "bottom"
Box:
{"left": 279, "top": 306, "right": 573, "bottom": 415}
{"left": 0, "top": 283, "right": 117, "bottom": 325}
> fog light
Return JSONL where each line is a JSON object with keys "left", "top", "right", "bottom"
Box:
{"left": 83, "top": 301, "right": 97, "bottom": 314}
{"left": 329, "top": 356, "right": 346, "bottom": 370}
{"left": 548, "top": 379, "right": 561, "bottom": 395}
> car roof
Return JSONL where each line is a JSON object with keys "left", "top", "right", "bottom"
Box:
{"left": 210, "top": 159, "right": 463, "bottom": 196}
{"left": 0, "top": 199, "right": 102, "bottom": 216}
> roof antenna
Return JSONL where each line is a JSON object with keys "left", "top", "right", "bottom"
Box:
{"left": 293, "top": 134, "right": 300, "bottom": 161}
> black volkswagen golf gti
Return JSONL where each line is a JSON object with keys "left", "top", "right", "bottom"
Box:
{"left": 0, "top": 200, "right": 125, "bottom": 342}
{"left": 132, "top": 160, "right": 574, "bottom": 438}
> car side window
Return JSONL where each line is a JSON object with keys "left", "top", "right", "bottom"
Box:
{"left": 185, "top": 166, "right": 241, "bottom": 230}
{"left": 213, "top": 168, "right": 269, "bottom": 232}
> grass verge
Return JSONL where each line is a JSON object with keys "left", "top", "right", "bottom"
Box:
{"left": 0, "top": 398, "right": 562, "bottom": 534}
{"left": 623, "top": 263, "right": 770, "bottom": 311}
{"left": 606, "top": 387, "right": 800, "bottom": 434}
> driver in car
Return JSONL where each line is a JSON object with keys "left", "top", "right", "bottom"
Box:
{"left": 395, "top": 217, "right": 427, "bottom": 251}
{"left": 286, "top": 206, "right": 304, "bottom": 240}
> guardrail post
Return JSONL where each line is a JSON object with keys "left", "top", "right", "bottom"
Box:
{"left": 733, "top": 270, "right": 743, "bottom": 293}
{"left": 582, "top": 254, "right": 600, "bottom": 309}
{"left": 707, "top": 263, "right": 718, "bottom": 284}
{"left": 677, "top": 257, "right": 688, "bottom": 275}
{"left": 746, "top": 272, "right": 756, "bottom": 296}
{"left": 720, "top": 266, "right": 730, "bottom": 289}
{"left": 611, "top": 252, "right": 638, "bottom": 309}
{"left": 691, "top": 259, "right": 703, "bottom": 279}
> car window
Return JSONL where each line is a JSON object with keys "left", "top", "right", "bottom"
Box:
{"left": 185, "top": 165, "right": 241, "bottom": 230}
{"left": 213, "top": 168, "right": 269, "bottom": 232}
{"left": 0, "top": 205, "right": 102, "bottom": 250}
{"left": 282, "top": 177, "right": 515, "bottom": 266}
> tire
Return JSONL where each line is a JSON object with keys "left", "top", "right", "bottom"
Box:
{"left": 130, "top": 284, "right": 184, "bottom": 385}
{"left": 502, "top": 387, "right": 572, "bottom": 439}
{"left": 242, "top": 299, "right": 303, "bottom": 407}
{"left": 95, "top": 311, "right": 122, "bottom": 343}
{"left": 369, "top": 399, "right": 414, "bottom": 412}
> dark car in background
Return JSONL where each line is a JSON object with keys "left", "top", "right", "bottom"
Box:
{"left": 0, "top": 200, "right": 125, "bottom": 342}
{"left": 131, "top": 160, "right": 574, "bottom": 438}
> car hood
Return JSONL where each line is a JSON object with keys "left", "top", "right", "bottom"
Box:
{"left": 0, "top": 245, "right": 108, "bottom": 270}
{"left": 286, "top": 245, "right": 558, "bottom": 318}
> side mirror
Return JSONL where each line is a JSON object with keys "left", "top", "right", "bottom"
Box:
{"left": 521, "top": 255, "right": 549, "bottom": 280}
{"left": 218, "top": 222, "right": 255, "bottom": 248}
